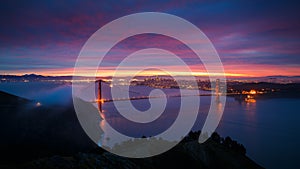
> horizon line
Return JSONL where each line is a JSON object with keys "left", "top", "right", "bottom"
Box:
{"left": 1, "top": 73, "right": 300, "bottom": 79}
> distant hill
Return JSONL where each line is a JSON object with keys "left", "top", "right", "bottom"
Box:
{"left": 1, "top": 74, "right": 300, "bottom": 83}
{"left": 0, "top": 74, "right": 73, "bottom": 81}
{"left": 266, "top": 75, "right": 300, "bottom": 78}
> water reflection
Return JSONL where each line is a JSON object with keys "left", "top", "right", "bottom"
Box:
{"left": 97, "top": 94, "right": 225, "bottom": 148}
{"left": 245, "top": 94, "right": 256, "bottom": 103}
{"left": 245, "top": 97, "right": 257, "bottom": 121}
{"left": 199, "top": 94, "right": 225, "bottom": 142}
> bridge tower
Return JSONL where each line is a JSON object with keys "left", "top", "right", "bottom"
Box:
{"left": 96, "top": 79, "right": 103, "bottom": 113}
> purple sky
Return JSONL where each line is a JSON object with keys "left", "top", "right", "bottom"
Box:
{"left": 0, "top": 0, "right": 299, "bottom": 76}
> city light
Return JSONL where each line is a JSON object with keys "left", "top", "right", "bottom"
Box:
{"left": 249, "top": 90, "right": 257, "bottom": 95}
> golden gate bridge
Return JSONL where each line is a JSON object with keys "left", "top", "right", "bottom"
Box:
{"left": 93, "top": 79, "right": 222, "bottom": 112}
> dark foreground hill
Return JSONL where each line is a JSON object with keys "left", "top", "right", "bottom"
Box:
{"left": 0, "top": 91, "right": 264, "bottom": 169}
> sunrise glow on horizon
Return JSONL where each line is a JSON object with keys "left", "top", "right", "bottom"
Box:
{"left": 2, "top": 63, "right": 299, "bottom": 78}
